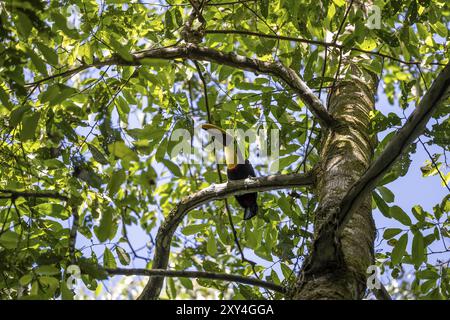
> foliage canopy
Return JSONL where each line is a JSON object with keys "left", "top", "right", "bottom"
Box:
{"left": 0, "top": 0, "right": 448, "bottom": 299}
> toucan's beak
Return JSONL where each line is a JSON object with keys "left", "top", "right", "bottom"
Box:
{"left": 201, "top": 123, "right": 233, "bottom": 143}
{"left": 201, "top": 123, "right": 242, "bottom": 169}
{"left": 201, "top": 123, "right": 226, "bottom": 133}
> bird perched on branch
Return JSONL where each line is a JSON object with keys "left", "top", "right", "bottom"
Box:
{"left": 201, "top": 123, "right": 258, "bottom": 220}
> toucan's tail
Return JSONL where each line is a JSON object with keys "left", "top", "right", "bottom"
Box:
{"left": 243, "top": 203, "right": 258, "bottom": 220}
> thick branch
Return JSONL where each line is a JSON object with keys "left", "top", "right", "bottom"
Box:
{"left": 205, "top": 29, "right": 446, "bottom": 66}
{"left": 0, "top": 189, "right": 69, "bottom": 201}
{"left": 138, "top": 172, "right": 314, "bottom": 300}
{"left": 372, "top": 284, "right": 392, "bottom": 300}
{"left": 338, "top": 63, "right": 450, "bottom": 233}
{"left": 26, "top": 44, "right": 336, "bottom": 128}
{"left": 69, "top": 206, "right": 79, "bottom": 264}
{"left": 106, "top": 268, "right": 286, "bottom": 294}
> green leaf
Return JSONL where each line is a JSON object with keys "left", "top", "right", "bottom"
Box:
{"left": 0, "top": 231, "right": 19, "bottom": 249}
{"left": 374, "top": 29, "right": 400, "bottom": 47}
{"left": 155, "top": 137, "right": 168, "bottom": 161}
{"left": 181, "top": 224, "right": 207, "bottom": 236}
{"left": 259, "top": 0, "right": 269, "bottom": 18}
{"left": 179, "top": 277, "right": 193, "bottom": 290}
{"left": 9, "top": 105, "right": 29, "bottom": 128}
{"left": 116, "top": 96, "right": 130, "bottom": 123}
{"left": 27, "top": 49, "right": 48, "bottom": 75}
{"left": 40, "top": 85, "right": 61, "bottom": 104}
{"left": 411, "top": 231, "right": 425, "bottom": 268}
{"left": 36, "top": 265, "right": 60, "bottom": 276}
{"left": 0, "top": 86, "right": 11, "bottom": 109}
{"left": 88, "top": 143, "right": 109, "bottom": 165}
{"left": 60, "top": 279, "right": 75, "bottom": 300}
{"left": 270, "top": 269, "right": 280, "bottom": 284}
{"left": 108, "top": 169, "right": 126, "bottom": 196}
{"left": 207, "top": 234, "right": 217, "bottom": 256}
{"left": 103, "top": 247, "right": 117, "bottom": 269}
{"left": 361, "top": 59, "right": 383, "bottom": 74}
{"left": 173, "top": 7, "right": 183, "bottom": 27}
{"left": 16, "top": 12, "right": 33, "bottom": 38}
{"left": 240, "top": 110, "right": 256, "bottom": 124}
{"left": 218, "top": 65, "right": 235, "bottom": 82}
{"left": 391, "top": 233, "right": 408, "bottom": 265}
{"left": 431, "top": 21, "right": 447, "bottom": 38}
{"left": 280, "top": 263, "right": 292, "bottom": 280}
{"left": 359, "top": 38, "right": 377, "bottom": 51}
{"left": 420, "top": 279, "right": 436, "bottom": 294}
{"left": 47, "top": 85, "right": 77, "bottom": 106}
{"left": 95, "top": 208, "right": 114, "bottom": 243}
{"left": 35, "top": 42, "right": 58, "bottom": 65}
{"left": 332, "top": 0, "right": 346, "bottom": 7}
{"left": 278, "top": 196, "right": 292, "bottom": 216}
{"left": 78, "top": 257, "right": 108, "bottom": 280}
{"left": 390, "top": 206, "right": 412, "bottom": 226}
{"left": 416, "top": 269, "right": 439, "bottom": 280}
{"left": 19, "top": 274, "right": 33, "bottom": 286}
{"left": 38, "top": 276, "right": 59, "bottom": 297}
{"left": 383, "top": 228, "right": 403, "bottom": 239}
{"left": 76, "top": 167, "right": 103, "bottom": 189}
{"left": 20, "top": 111, "right": 40, "bottom": 140}
{"left": 161, "top": 159, "right": 182, "bottom": 177}
{"left": 304, "top": 49, "right": 318, "bottom": 81}
{"left": 412, "top": 205, "right": 425, "bottom": 222}
{"left": 377, "top": 186, "right": 395, "bottom": 203}
{"left": 373, "top": 191, "right": 391, "bottom": 218}
{"left": 33, "top": 203, "right": 69, "bottom": 220}
{"left": 108, "top": 141, "right": 139, "bottom": 162}
{"left": 246, "top": 226, "right": 258, "bottom": 248}
{"left": 108, "top": 37, "right": 133, "bottom": 62}
{"left": 255, "top": 245, "right": 272, "bottom": 261}
{"left": 115, "top": 247, "right": 131, "bottom": 266}
{"left": 278, "top": 155, "right": 300, "bottom": 169}
{"left": 139, "top": 69, "right": 162, "bottom": 87}
{"left": 164, "top": 10, "right": 174, "bottom": 32}
{"left": 167, "top": 277, "right": 176, "bottom": 299}
{"left": 50, "top": 12, "right": 80, "bottom": 39}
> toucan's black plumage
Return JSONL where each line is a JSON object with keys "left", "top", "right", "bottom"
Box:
{"left": 227, "top": 160, "right": 258, "bottom": 220}
{"left": 202, "top": 123, "right": 259, "bottom": 220}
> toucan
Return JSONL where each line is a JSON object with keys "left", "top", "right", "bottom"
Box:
{"left": 201, "top": 123, "right": 258, "bottom": 220}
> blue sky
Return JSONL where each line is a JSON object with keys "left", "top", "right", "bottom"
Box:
{"left": 373, "top": 89, "right": 449, "bottom": 270}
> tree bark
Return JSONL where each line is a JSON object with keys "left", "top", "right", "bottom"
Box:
{"left": 294, "top": 62, "right": 377, "bottom": 299}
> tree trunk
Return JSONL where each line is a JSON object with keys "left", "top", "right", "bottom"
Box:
{"left": 294, "top": 62, "right": 377, "bottom": 299}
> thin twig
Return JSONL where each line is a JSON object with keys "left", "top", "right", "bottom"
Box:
{"left": 0, "top": 202, "right": 14, "bottom": 235}
{"left": 106, "top": 267, "right": 286, "bottom": 293}
{"left": 194, "top": 61, "right": 212, "bottom": 123}
{"left": 332, "top": 0, "right": 354, "bottom": 44}
{"left": 418, "top": 137, "right": 450, "bottom": 192}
